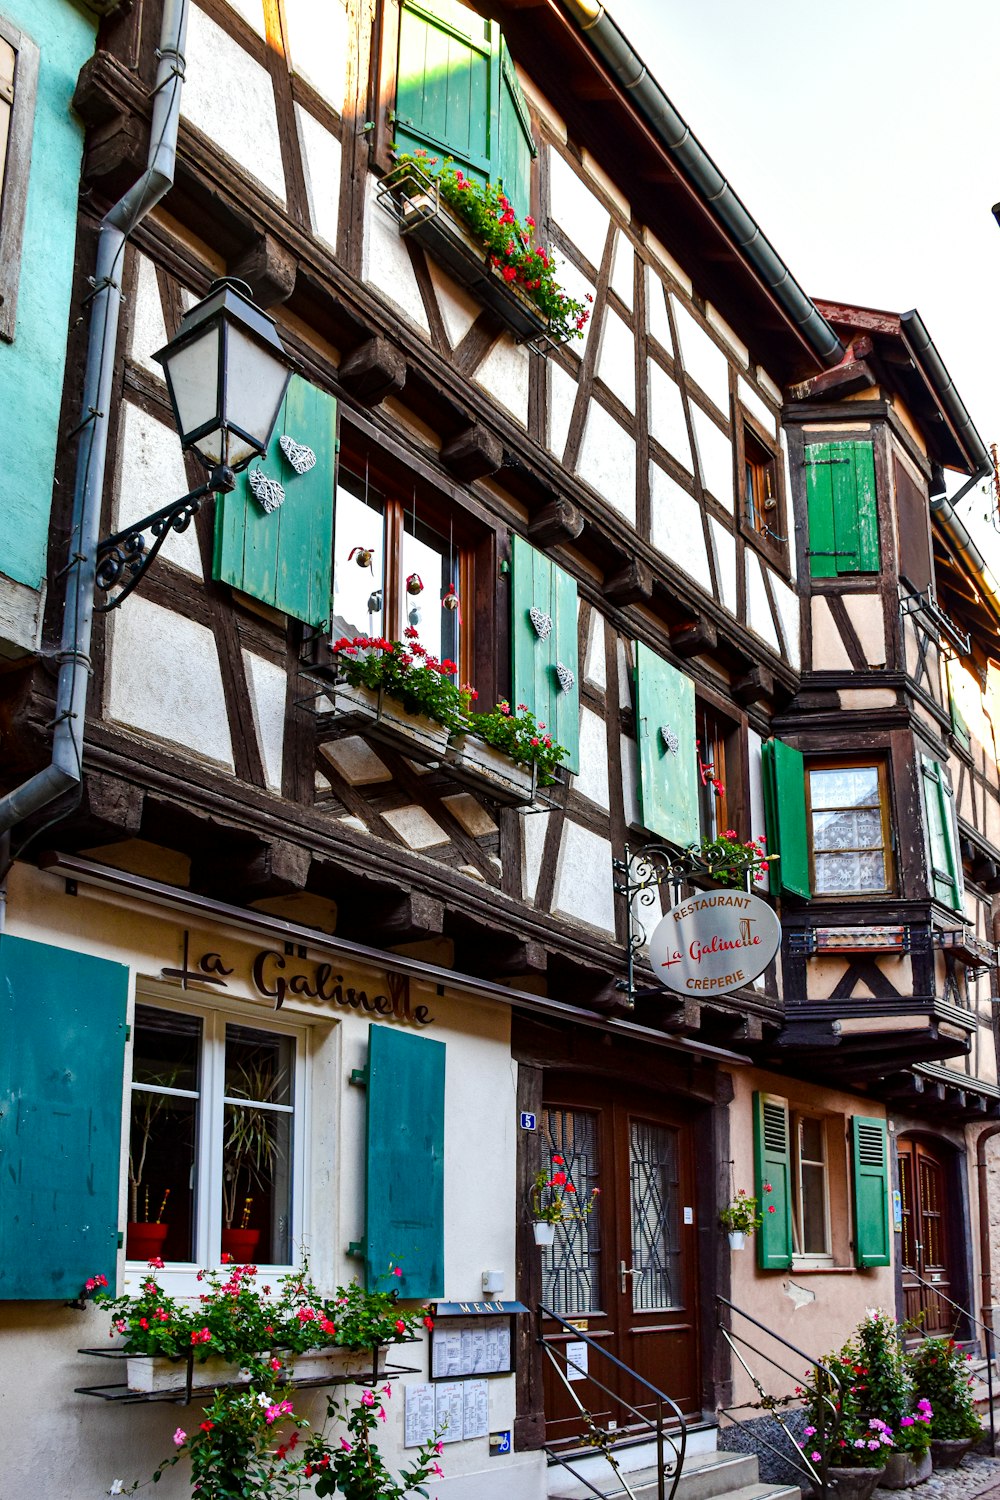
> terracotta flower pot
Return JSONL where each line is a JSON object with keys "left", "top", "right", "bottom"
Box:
{"left": 930, "top": 1437, "right": 976, "bottom": 1469}
{"left": 221, "top": 1228, "right": 260, "bottom": 1263}
{"left": 882, "top": 1450, "right": 932, "bottom": 1488}
{"left": 826, "top": 1465, "right": 886, "bottom": 1500}
{"left": 125, "top": 1221, "right": 169, "bottom": 1262}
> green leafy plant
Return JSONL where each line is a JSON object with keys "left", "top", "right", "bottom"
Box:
{"left": 698, "top": 831, "right": 773, "bottom": 888}
{"left": 802, "top": 1340, "right": 896, "bottom": 1469}
{"left": 153, "top": 1386, "right": 308, "bottom": 1500}
{"left": 856, "top": 1309, "right": 932, "bottom": 1457}
{"left": 718, "top": 1189, "right": 762, "bottom": 1235}
{"left": 470, "top": 700, "right": 568, "bottom": 784}
{"left": 909, "top": 1336, "right": 981, "bottom": 1440}
{"left": 530, "top": 1154, "right": 599, "bottom": 1223}
{"left": 304, "top": 1383, "right": 444, "bottom": 1498}
{"left": 393, "top": 150, "right": 591, "bottom": 344}
{"left": 223, "top": 1055, "right": 287, "bottom": 1232}
{"left": 95, "top": 1269, "right": 194, "bottom": 1360}
{"left": 332, "top": 630, "right": 473, "bottom": 735}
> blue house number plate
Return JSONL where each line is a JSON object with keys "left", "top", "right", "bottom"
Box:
{"left": 520, "top": 1111, "right": 536, "bottom": 1130}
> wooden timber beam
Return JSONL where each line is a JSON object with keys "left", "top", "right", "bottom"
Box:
{"left": 526, "top": 495, "right": 585, "bottom": 547}
{"left": 441, "top": 423, "right": 504, "bottom": 482}
{"left": 337, "top": 336, "right": 407, "bottom": 407}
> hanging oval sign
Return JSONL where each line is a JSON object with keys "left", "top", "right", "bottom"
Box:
{"left": 648, "top": 890, "right": 781, "bottom": 996}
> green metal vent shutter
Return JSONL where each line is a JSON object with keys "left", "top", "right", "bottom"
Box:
{"left": 805, "top": 441, "right": 879, "bottom": 577}
{"left": 761, "top": 738, "right": 811, "bottom": 899}
{"left": 364, "top": 1024, "right": 445, "bottom": 1300}
{"left": 633, "top": 641, "right": 698, "bottom": 847}
{"left": 850, "top": 1116, "right": 891, "bottom": 1268}
{"left": 510, "top": 534, "right": 579, "bottom": 774}
{"left": 920, "top": 755, "right": 964, "bottom": 913}
{"left": 0, "top": 936, "right": 129, "bottom": 1299}
{"left": 395, "top": 0, "right": 494, "bottom": 184}
{"left": 496, "top": 40, "right": 535, "bottom": 223}
{"left": 214, "top": 376, "right": 336, "bottom": 626}
{"left": 753, "top": 1092, "right": 793, "bottom": 1271}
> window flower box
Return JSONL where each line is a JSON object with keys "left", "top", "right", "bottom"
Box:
{"left": 444, "top": 734, "right": 537, "bottom": 806}
{"left": 323, "top": 681, "right": 450, "bottom": 764}
{"left": 126, "top": 1353, "right": 239, "bottom": 1394}
{"left": 286, "top": 1344, "right": 388, "bottom": 1384}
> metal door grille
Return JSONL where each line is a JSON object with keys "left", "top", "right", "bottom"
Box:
{"left": 630, "top": 1119, "right": 680, "bottom": 1311}
{"left": 542, "top": 1108, "right": 600, "bottom": 1317}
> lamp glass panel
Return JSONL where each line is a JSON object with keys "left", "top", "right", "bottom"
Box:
{"left": 223, "top": 325, "right": 289, "bottom": 467}
{"left": 163, "top": 323, "right": 222, "bottom": 455}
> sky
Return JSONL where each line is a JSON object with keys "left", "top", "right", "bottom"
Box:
{"left": 605, "top": 0, "right": 1000, "bottom": 540}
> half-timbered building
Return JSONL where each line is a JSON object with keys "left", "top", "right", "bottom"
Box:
{"left": 2, "top": 0, "right": 999, "bottom": 1496}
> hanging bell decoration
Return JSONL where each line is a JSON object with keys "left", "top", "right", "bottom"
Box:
{"left": 406, "top": 572, "right": 424, "bottom": 596}
{"left": 442, "top": 582, "right": 460, "bottom": 612}
{"left": 349, "top": 545, "right": 374, "bottom": 570}
{"left": 366, "top": 588, "right": 383, "bottom": 615}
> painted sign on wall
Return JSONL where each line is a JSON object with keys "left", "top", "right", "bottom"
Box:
{"left": 648, "top": 891, "right": 781, "bottom": 996}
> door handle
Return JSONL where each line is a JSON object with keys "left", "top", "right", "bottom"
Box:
{"left": 620, "top": 1261, "right": 644, "bottom": 1295}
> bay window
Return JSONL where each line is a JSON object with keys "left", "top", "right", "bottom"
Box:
{"left": 808, "top": 762, "right": 893, "bottom": 896}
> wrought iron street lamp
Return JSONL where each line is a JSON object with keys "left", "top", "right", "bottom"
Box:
{"left": 95, "top": 278, "right": 294, "bottom": 610}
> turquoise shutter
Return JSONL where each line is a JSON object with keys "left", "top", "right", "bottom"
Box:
{"left": 395, "top": 0, "right": 495, "bottom": 185}
{"left": 214, "top": 376, "right": 336, "bottom": 626}
{"left": 0, "top": 936, "right": 129, "bottom": 1299}
{"left": 496, "top": 39, "right": 535, "bottom": 223}
{"left": 762, "top": 737, "right": 811, "bottom": 898}
{"left": 363, "top": 1025, "right": 445, "bottom": 1300}
{"left": 850, "top": 1116, "right": 891, "bottom": 1268}
{"left": 920, "top": 755, "right": 964, "bottom": 912}
{"left": 510, "top": 534, "right": 579, "bottom": 774}
{"left": 753, "top": 1092, "right": 793, "bottom": 1271}
{"left": 633, "top": 642, "right": 698, "bottom": 847}
{"left": 805, "top": 441, "right": 879, "bottom": 577}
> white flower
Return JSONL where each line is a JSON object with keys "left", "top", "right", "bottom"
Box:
{"left": 108, "top": 1484, "right": 125, "bottom": 1497}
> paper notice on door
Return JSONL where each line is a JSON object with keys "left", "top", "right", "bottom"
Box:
{"left": 435, "top": 1382, "right": 465, "bottom": 1443}
{"left": 404, "top": 1383, "right": 436, "bottom": 1448}
{"left": 565, "top": 1340, "right": 589, "bottom": 1381}
{"left": 463, "top": 1378, "right": 489, "bottom": 1439}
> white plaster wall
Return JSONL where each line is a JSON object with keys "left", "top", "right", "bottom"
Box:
{"left": 427, "top": 260, "right": 481, "bottom": 347}
{"left": 575, "top": 707, "right": 611, "bottom": 810}
{"left": 551, "top": 821, "right": 616, "bottom": 933}
{"left": 709, "top": 517, "right": 737, "bottom": 615}
{"left": 283, "top": 0, "right": 350, "bottom": 114}
{"left": 597, "top": 307, "right": 635, "bottom": 413}
{"left": 296, "top": 105, "right": 342, "bottom": 250}
{"left": 644, "top": 227, "right": 692, "bottom": 295}
{"left": 522, "top": 808, "right": 551, "bottom": 903}
{"left": 584, "top": 610, "right": 606, "bottom": 691}
{"left": 621, "top": 733, "right": 642, "bottom": 828}
{"left": 129, "top": 253, "right": 168, "bottom": 377}
{"left": 362, "top": 177, "right": 430, "bottom": 334}
{"left": 576, "top": 400, "right": 636, "bottom": 525}
{"left": 738, "top": 375, "right": 776, "bottom": 435}
{"left": 779, "top": 428, "right": 797, "bottom": 582}
{"left": 647, "top": 359, "right": 691, "bottom": 472}
{"left": 242, "top": 650, "right": 286, "bottom": 792}
{"left": 547, "top": 359, "right": 578, "bottom": 461}
{"left": 105, "top": 597, "right": 234, "bottom": 769}
{"left": 646, "top": 267, "right": 673, "bottom": 353}
{"left": 745, "top": 551, "right": 780, "bottom": 652}
{"left": 553, "top": 253, "right": 597, "bottom": 356}
{"left": 116, "top": 404, "right": 202, "bottom": 577}
{"left": 476, "top": 337, "right": 530, "bottom": 426}
{"left": 609, "top": 230, "right": 634, "bottom": 308}
{"left": 547, "top": 149, "right": 610, "bottom": 272}
{"left": 671, "top": 296, "right": 730, "bottom": 415}
{"left": 843, "top": 593, "right": 887, "bottom": 667}
{"left": 649, "top": 463, "right": 712, "bottom": 594}
{"left": 810, "top": 596, "right": 854, "bottom": 672}
{"left": 707, "top": 304, "right": 749, "bottom": 369}
{"left": 182, "top": 7, "right": 285, "bottom": 202}
{"left": 223, "top": 0, "right": 265, "bottom": 35}
{"left": 770, "top": 572, "right": 802, "bottom": 671}
{"left": 691, "top": 405, "right": 734, "bottom": 511}
{"left": 747, "top": 730, "right": 768, "bottom": 891}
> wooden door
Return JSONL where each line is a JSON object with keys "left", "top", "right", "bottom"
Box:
{"left": 539, "top": 1080, "right": 700, "bottom": 1451}
{"left": 898, "top": 1137, "right": 953, "bottom": 1335}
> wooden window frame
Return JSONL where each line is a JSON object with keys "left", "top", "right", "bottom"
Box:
{"left": 806, "top": 758, "right": 895, "bottom": 899}
{"left": 737, "top": 410, "right": 787, "bottom": 570}
{"left": 791, "top": 1110, "right": 833, "bottom": 1264}
{"left": 0, "top": 14, "right": 39, "bottom": 344}
{"left": 696, "top": 700, "right": 743, "bottom": 846}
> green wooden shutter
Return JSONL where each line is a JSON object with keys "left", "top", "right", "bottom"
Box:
{"left": 850, "top": 1116, "right": 891, "bottom": 1268}
{"left": 753, "top": 1092, "right": 793, "bottom": 1271}
{"left": 920, "top": 755, "right": 964, "bottom": 912}
{"left": 633, "top": 642, "right": 698, "bottom": 847}
{"left": 762, "top": 738, "right": 811, "bottom": 899}
{"left": 947, "top": 663, "right": 972, "bottom": 754}
{"left": 214, "top": 376, "right": 336, "bottom": 625}
{"left": 362, "top": 1024, "right": 445, "bottom": 1300}
{"left": 0, "top": 936, "right": 129, "bottom": 1299}
{"left": 395, "top": 0, "right": 495, "bottom": 185}
{"left": 805, "top": 441, "right": 879, "bottom": 577}
{"left": 510, "top": 534, "right": 579, "bottom": 774}
{"left": 496, "top": 39, "right": 535, "bottom": 223}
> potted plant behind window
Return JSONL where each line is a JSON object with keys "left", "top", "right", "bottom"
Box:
{"left": 529, "top": 1155, "right": 599, "bottom": 1245}
{"left": 719, "top": 1189, "right": 762, "bottom": 1250}
{"left": 222, "top": 1055, "right": 286, "bottom": 1263}
{"left": 127, "top": 1067, "right": 179, "bottom": 1261}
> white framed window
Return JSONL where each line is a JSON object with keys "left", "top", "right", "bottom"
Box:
{"left": 791, "top": 1112, "right": 831, "bottom": 1262}
{"left": 125, "top": 995, "right": 307, "bottom": 1283}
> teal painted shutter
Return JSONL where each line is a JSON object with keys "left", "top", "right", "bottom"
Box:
{"left": 0, "top": 936, "right": 129, "bottom": 1299}
{"left": 762, "top": 738, "right": 811, "bottom": 898}
{"left": 805, "top": 442, "right": 879, "bottom": 577}
{"left": 753, "top": 1092, "right": 793, "bottom": 1271}
{"left": 510, "top": 534, "right": 579, "bottom": 774}
{"left": 395, "top": 0, "right": 495, "bottom": 185}
{"left": 920, "top": 755, "right": 964, "bottom": 912}
{"left": 214, "top": 376, "right": 336, "bottom": 625}
{"left": 364, "top": 1025, "right": 445, "bottom": 1300}
{"left": 496, "top": 39, "right": 535, "bottom": 223}
{"left": 633, "top": 642, "right": 698, "bottom": 846}
{"left": 850, "top": 1116, "right": 891, "bottom": 1268}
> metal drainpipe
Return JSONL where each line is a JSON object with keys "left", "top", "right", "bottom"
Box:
{"left": 976, "top": 1122, "right": 1000, "bottom": 1357}
{"left": 0, "top": 0, "right": 188, "bottom": 839}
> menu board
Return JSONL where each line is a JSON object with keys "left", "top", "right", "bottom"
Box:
{"left": 404, "top": 1379, "right": 490, "bottom": 1446}
{"left": 430, "top": 1317, "right": 513, "bottom": 1380}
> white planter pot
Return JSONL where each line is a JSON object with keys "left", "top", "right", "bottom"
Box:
{"left": 126, "top": 1353, "right": 239, "bottom": 1394}
{"left": 728, "top": 1231, "right": 747, "bottom": 1250}
{"left": 330, "top": 682, "right": 450, "bottom": 764}
{"left": 533, "top": 1221, "right": 557, "bottom": 1247}
{"left": 287, "top": 1345, "right": 388, "bottom": 1383}
{"left": 444, "top": 736, "right": 537, "bottom": 806}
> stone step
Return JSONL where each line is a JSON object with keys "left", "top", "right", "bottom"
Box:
{"left": 548, "top": 1449, "right": 761, "bottom": 1500}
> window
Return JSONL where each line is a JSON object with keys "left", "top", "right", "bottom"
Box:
{"left": 0, "top": 16, "right": 40, "bottom": 344}
{"left": 127, "top": 1001, "right": 304, "bottom": 1268}
{"left": 808, "top": 762, "right": 893, "bottom": 895}
{"left": 332, "top": 469, "right": 467, "bottom": 680}
{"left": 792, "top": 1113, "right": 830, "bottom": 1259}
{"left": 742, "top": 424, "right": 780, "bottom": 543}
{"left": 805, "top": 439, "right": 880, "bottom": 577}
{"left": 696, "top": 706, "right": 732, "bottom": 842}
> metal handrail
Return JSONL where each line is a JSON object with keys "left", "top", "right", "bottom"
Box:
{"left": 539, "top": 1304, "right": 687, "bottom": 1500}
{"left": 717, "top": 1296, "right": 840, "bottom": 1500}
{"left": 906, "top": 1271, "right": 995, "bottom": 1453}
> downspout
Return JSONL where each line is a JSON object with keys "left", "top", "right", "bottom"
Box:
{"left": 0, "top": 0, "right": 188, "bottom": 838}
{"left": 556, "top": 0, "right": 845, "bottom": 369}
{"left": 976, "top": 1121, "right": 1000, "bottom": 1355}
